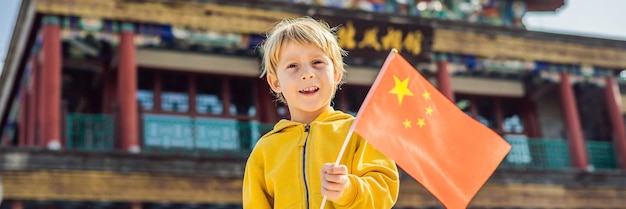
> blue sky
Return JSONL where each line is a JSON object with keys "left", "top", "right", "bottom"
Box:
{"left": 2, "top": 0, "right": 626, "bottom": 69}
{"left": 0, "top": 0, "right": 20, "bottom": 69}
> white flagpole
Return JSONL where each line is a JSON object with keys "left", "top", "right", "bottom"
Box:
{"left": 320, "top": 127, "right": 355, "bottom": 209}
{"left": 319, "top": 49, "right": 398, "bottom": 209}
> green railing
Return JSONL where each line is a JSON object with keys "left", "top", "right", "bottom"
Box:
{"left": 586, "top": 141, "right": 618, "bottom": 169}
{"left": 142, "top": 114, "right": 274, "bottom": 157}
{"left": 499, "top": 136, "right": 619, "bottom": 170}
{"left": 64, "top": 114, "right": 621, "bottom": 167}
{"left": 65, "top": 113, "right": 274, "bottom": 156}
{"left": 500, "top": 137, "right": 571, "bottom": 170}
{"left": 66, "top": 113, "right": 115, "bottom": 151}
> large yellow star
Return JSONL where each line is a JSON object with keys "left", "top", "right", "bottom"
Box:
{"left": 417, "top": 118, "right": 426, "bottom": 128}
{"left": 389, "top": 76, "right": 413, "bottom": 105}
{"left": 403, "top": 119, "right": 411, "bottom": 128}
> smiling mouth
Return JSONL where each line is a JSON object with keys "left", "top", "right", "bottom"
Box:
{"left": 299, "top": 87, "right": 320, "bottom": 94}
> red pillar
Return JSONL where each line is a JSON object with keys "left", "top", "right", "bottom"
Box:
{"left": 558, "top": 71, "right": 589, "bottom": 170}
{"left": 117, "top": 23, "right": 140, "bottom": 152}
{"left": 35, "top": 53, "right": 45, "bottom": 147}
{"left": 604, "top": 76, "right": 626, "bottom": 169}
{"left": 437, "top": 60, "right": 455, "bottom": 102}
{"left": 27, "top": 56, "right": 38, "bottom": 147}
{"left": 257, "top": 79, "right": 279, "bottom": 123}
{"left": 40, "top": 16, "right": 62, "bottom": 150}
{"left": 18, "top": 90, "right": 26, "bottom": 146}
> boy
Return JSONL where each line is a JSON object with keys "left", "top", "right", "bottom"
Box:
{"left": 243, "top": 17, "right": 399, "bottom": 209}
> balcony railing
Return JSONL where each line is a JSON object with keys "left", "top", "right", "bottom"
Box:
{"left": 499, "top": 136, "right": 618, "bottom": 170}
{"left": 586, "top": 140, "right": 618, "bottom": 169}
{"left": 141, "top": 114, "right": 274, "bottom": 157}
{"left": 64, "top": 114, "right": 620, "bottom": 168}
{"left": 66, "top": 113, "right": 274, "bottom": 157}
{"left": 499, "top": 137, "right": 570, "bottom": 170}
{"left": 66, "top": 113, "right": 115, "bottom": 151}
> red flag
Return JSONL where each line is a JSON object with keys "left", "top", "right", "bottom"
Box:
{"left": 352, "top": 50, "right": 511, "bottom": 209}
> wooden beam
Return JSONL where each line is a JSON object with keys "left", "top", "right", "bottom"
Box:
{"left": 1, "top": 170, "right": 242, "bottom": 204}
{"left": 35, "top": 0, "right": 298, "bottom": 34}
{"left": 434, "top": 29, "right": 626, "bottom": 69}
{"left": 3, "top": 170, "right": 626, "bottom": 208}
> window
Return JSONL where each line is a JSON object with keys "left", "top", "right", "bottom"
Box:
{"left": 455, "top": 94, "right": 526, "bottom": 135}
{"left": 229, "top": 77, "right": 256, "bottom": 117}
{"left": 501, "top": 99, "right": 524, "bottom": 134}
{"left": 138, "top": 70, "right": 262, "bottom": 120}
{"left": 137, "top": 70, "right": 267, "bottom": 154}
{"left": 196, "top": 75, "right": 223, "bottom": 115}
{"left": 137, "top": 70, "right": 154, "bottom": 110}
{"left": 161, "top": 72, "right": 189, "bottom": 113}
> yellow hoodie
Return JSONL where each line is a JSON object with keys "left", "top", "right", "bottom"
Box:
{"left": 243, "top": 107, "right": 399, "bottom": 209}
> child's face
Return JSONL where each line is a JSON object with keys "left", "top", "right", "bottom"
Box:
{"left": 268, "top": 41, "right": 341, "bottom": 121}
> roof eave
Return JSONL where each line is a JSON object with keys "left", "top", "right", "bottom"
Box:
{"left": 0, "top": 0, "right": 38, "bottom": 134}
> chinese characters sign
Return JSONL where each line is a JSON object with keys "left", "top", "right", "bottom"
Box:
{"left": 315, "top": 15, "right": 433, "bottom": 65}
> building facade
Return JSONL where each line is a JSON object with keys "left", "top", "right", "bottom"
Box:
{"left": 1, "top": 0, "right": 626, "bottom": 208}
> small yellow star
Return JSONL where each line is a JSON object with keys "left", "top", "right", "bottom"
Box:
{"left": 417, "top": 118, "right": 426, "bottom": 128}
{"left": 422, "top": 91, "right": 431, "bottom": 100}
{"left": 389, "top": 76, "right": 414, "bottom": 105}
{"left": 425, "top": 106, "right": 433, "bottom": 116}
{"left": 403, "top": 119, "right": 411, "bottom": 128}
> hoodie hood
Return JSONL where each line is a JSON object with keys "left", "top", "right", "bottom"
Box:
{"left": 265, "top": 106, "right": 353, "bottom": 136}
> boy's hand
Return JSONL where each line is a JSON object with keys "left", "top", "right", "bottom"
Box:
{"left": 320, "top": 163, "right": 350, "bottom": 201}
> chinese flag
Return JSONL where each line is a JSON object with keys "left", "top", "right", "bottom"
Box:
{"left": 352, "top": 50, "right": 511, "bottom": 209}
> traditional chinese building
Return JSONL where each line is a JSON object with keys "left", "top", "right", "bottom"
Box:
{"left": 1, "top": 0, "right": 626, "bottom": 209}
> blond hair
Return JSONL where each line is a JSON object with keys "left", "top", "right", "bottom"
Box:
{"left": 260, "top": 16, "right": 347, "bottom": 103}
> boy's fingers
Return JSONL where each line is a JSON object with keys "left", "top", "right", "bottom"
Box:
{"left": 329, "top": 164, "right": 348, "bottom": 174}
{"left": 322, "top": 163, "right": 333, "bottom": 173}
{"left": 324, "top": 173, "right": 348, "bottom": 183}
{"left": 320, "top": 164, "right": 327, "bottom": 177}
{"left": 322, "top": 180, "right": 344, "bottom": 191}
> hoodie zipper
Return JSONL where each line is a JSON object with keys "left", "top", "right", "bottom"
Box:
{"left": 302, "top": 124, "right": 311, "bottom": 209}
